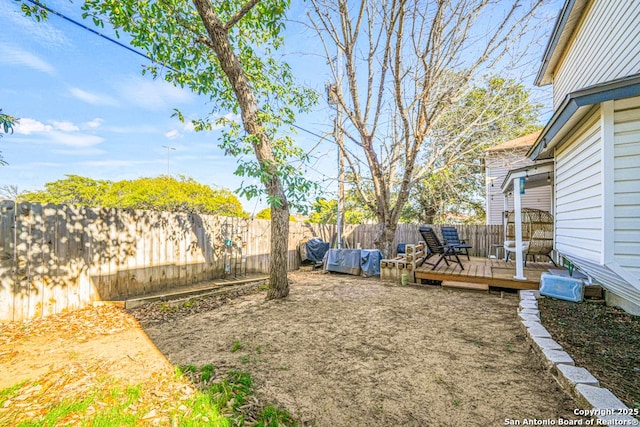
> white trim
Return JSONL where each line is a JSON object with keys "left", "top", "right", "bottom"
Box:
{"left": 513, "top": 179, "right": 526, "bottom": 280}
{"left": 601, "top": 100, "right": 615, "bottom": 264}
{"left": 607, "top": 260, "right": 640, "bottom": 292}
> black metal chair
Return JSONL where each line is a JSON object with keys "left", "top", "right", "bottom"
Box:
{"left": 418, "top": 226, "right": 464, "bottom": 270}
{"left": 440, "top": 226, "right": 472, "bottom": 260}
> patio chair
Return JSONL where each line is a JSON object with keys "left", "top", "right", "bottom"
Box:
{"left": 440, "top": 226, "right": 472, "bottom": 260}
{"left": 418, "top": 226, "right": 464, "bottom": 270}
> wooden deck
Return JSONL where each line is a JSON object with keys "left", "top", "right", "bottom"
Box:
{"left": 414, "top": 256, "right": 553, "bottom": 290}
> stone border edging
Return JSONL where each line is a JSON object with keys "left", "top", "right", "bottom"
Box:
{"left": 518, "top": 290, "right": 639, "bottom": 426}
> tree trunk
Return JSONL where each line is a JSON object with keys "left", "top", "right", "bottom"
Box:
{"left": 267, "top": 200, "right": 290, "bottom": 299}
{"left": 193, "top": 0, "right": 290, "bottom": 299}
{"left": 375, "top": 217, "right": 398, "bottom": 258}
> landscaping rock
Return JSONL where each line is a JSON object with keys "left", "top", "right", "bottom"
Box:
{"left": 556, "top": 365, "right": 599, "bottom": 390}
{"left": 541, "top": 348, "right": 574, "bottom": 367}
{"left": 524, "top": 322, "right": 552, "bottom": 339}
{"left": 531, "top": 336, "right": 563, "bottom": 351}
{"left": 519, "top": 300, "right": 538, "bottom": 310}
{"left": 518, "top": 308, "right": 540, "bottom": 318}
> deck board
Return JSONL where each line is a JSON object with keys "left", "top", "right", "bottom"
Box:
{"left": 415, "top": 256, "right": 552, "bottom": 290}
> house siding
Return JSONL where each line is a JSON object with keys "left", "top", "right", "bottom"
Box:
{"left": 485, "top": 154, "right": 552, "bottom": 225}
{"left": 553, "top": 0, "right": 640, "bottom": 109}
{"left": 613, "top": 96, "right": 640, "bottom": 278}
{"left": 564, "top": 254, "right": 640, "bottom": 314}
{"left": 555, "top": 112, "right": 602, "bottom": 262}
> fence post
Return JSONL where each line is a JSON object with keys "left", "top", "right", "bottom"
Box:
{"left": 0, "top": 201, "right": 16, "bottom": 321}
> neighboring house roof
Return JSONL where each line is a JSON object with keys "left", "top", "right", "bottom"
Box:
{"left": 535, "top": 0, "right": 591, "bottom": 86}
{"left": 528, "top": 73, "right": 640, "bottom": 160}
{"left": 485, "top": 131, "right": 542, "bottom": 153}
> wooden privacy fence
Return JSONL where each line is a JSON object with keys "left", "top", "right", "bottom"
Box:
{"left": 0, "top": 202, "right": 320, "bottom": 321}
{"left": 0, "top": 201, "right": 503, "bottom": 321}
{"left": 340, "top": 223, "right": 504, "bottom": 258}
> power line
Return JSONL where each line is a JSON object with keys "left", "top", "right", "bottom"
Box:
{"left": 25, "top": 0, "right": 341, "bottom": 176}
{"left": 24, "top": 0, "right": 177, "bottom": 72}
{"left": 291, "top": 123, "right": 333, "bottom": 142}
{"left": 24, "top": 0, "right": 339, "bottom": 145}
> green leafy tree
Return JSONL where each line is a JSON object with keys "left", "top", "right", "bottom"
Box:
{"left": 21, "top": 175, "right": 248, "bottom": 217}
{"left": 0, "top": 109, "right": 17, "bottom": 165}
{"left": 307, "top": 198, "right": 372, "bottom": 225}
{"left": 404, "top": 76, "right": 542, "bottom": 224}
{"left": 255, "top": 208, "right": 271, "bottom": 220}
{"left": 22, "top": 0, "right": 318, "bottom": 299}
{"left": 254, "top": 207, "right": 296, "bottom": 222}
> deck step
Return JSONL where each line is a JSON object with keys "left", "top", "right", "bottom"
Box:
{"left": 442, "top": 281, "right": 489, "bottom": 292}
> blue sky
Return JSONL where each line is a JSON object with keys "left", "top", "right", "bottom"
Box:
{"left": 0, "top": 0, "right": 336, "bottom": 214}
{"left": 0, "top": 1, "right": 559, "bottom": 214}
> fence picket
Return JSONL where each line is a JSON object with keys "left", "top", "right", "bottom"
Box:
{"left": 0, "top": 201, "right": 15, "bottom": 321}
{"left": 0, "top": 202, "right": 505, "bottom": 321}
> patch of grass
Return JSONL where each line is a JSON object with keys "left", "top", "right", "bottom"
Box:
{"left": 256, "top": 404, "right": 295, "bottom": 427}
{"left": 453, "top": 399, "right": 460, "bottom": 407}
{"left": 182, "top": 300, "right": 197, "bottom": 309}
{"left": 0, "top": 381, "right": 25, "bottom": 407}
{"left": 176, "top": 366, "right": 294, "bottom": 426}
{"left": 9, "top": 383, "right": 144, "bottom": 427}
{"left": 3, "top": 368, "right": 295, "bottom": 427}
{"left": 176, "top": 364, "right": 198, "bottom": 377}
{"left": 231, "top": 340, "right": 244, "bottom": 353}
{"left": 200, "top": 364, "right": 215, "bottom": 382}
{"left": 159, "top": 302, "right": 176, "bottom": 313}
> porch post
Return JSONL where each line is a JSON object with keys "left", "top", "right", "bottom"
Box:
{"left": 513, "top": 177, "right": 526, "bottom": 280}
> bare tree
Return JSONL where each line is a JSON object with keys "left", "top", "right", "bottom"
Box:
{"left": 308, "top": 0, "right": 548, "bottom": 255}
{"left": 0, "top": 185, "right": 19, "bottom": 201}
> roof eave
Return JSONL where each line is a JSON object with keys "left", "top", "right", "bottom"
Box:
{"left": 529, "top": 74, "right": 640, "bottom": 160}
{"left": 535, "top": 0, "right": 589, "bottom": 87}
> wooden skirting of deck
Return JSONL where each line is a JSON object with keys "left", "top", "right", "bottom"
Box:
{"left": 415, "top": 256, "right": 551, "bottom": 290}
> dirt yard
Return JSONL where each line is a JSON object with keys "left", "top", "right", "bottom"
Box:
{"left": 1, "top": 271, "right": 588, "bottom": 426}
{"left": 142, "top": 271, "right": 583, "bottom": 426}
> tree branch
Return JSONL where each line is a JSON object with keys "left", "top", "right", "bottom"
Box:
{"left": 224, "top": 0, "right": 261, "bottom": 31}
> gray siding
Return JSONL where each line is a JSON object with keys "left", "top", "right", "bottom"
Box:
{"left": 555, "top": 112, "right": 602, "bottom": 262}
{"left": 614, "top": 96, "right": 640, "bottom": 278}
{"left": 553, "top": 0, "right": 640, "bottom": 109}
{"left": 485, "top": 153, "right": 552, "bottom": 225}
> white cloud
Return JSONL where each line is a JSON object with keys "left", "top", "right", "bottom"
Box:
{"left": 222, "top": 112, "right": 241, "bottom": 122}
{"left": 69, "top": 87, "right": 119, "bottom": 107}
{"left": 0, "top": 43, "right": 55, "bottom": 75}
{"left": 206, "top": 112, "right": 242, "bottom": 131}
{"left": 48, "top": 131, "right": 103, "bottom": 148}
{"left": 14, "top": 118, "right": 53, "bottom": 134}
{"left": 52, "top": 121, "right": 79, "bottom": 132}
{"left": 105, "top": 124, "right": 161, "bottom": 134}
{"left": 52, "top": 147, "right": 106, "bottom": 156}
{"left": 184, "top": 121, "right": 196, "bottom": 132}
{"left": 165, "top": 129, "right": 181, "bottom": 139}
{"left": 81, "top": 159, "right": 162, "bottom": 168}
{"left": 84, "top": 118, "right": 104, "bottom": 129}
{"left": 13, "top": 118, "right": 103, "bottom": 148}
{"left": 118, "top": 75, "right": 194, "bottom": 111}
{"left": 2, "top": 2, "right": 68, "bottom": 47}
